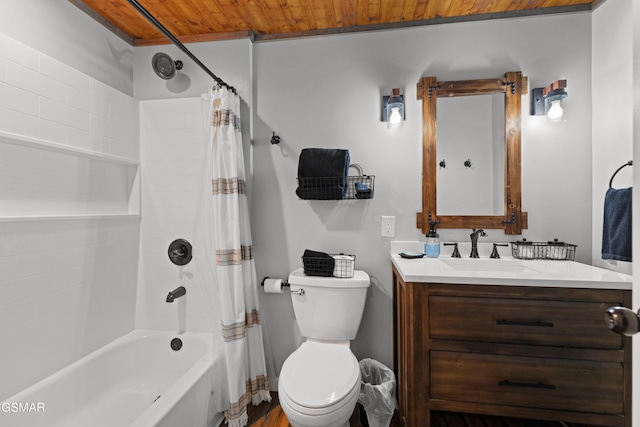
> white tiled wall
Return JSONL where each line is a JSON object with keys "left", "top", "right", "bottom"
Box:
{"left": 137, "top": 98, "right": 217, "bottom": 333}
{"left": 0, "top": 143, "right": 133, "bottom": 216}
{"left": 0, "top": 219, "right": 140, "bottom": 400}
{"left": 0, "top": 32, "right": 139, "bottom": 159}
{"left": 0, "top": 32, "right": 140, "bottom": 400}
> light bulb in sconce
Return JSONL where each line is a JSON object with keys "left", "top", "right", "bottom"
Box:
{"left": 389, "top": 107, "right": 402, "bottom": 127}
{"left": 530, "top": 80, "right": 568, "bottom": 122}
{"left": 546, "top": 99, "right": 564, "bottom": 122}
{"left": 382, "top": 88, "right": 404, "bottom": 129}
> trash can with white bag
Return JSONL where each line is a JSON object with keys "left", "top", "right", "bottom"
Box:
{"left": 358, "top": 358, "right": 396, "bottom": 427}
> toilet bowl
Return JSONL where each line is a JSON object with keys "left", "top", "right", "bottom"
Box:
{"left": 279, "top": 269, "right": 370, "bottom": 427}
{"left": 278, "top": 341, "right": 361, "bottom": 427}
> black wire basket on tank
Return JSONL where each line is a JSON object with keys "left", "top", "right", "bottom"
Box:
{"left": 302, "top": 250, "right": 356, "bottom": 278}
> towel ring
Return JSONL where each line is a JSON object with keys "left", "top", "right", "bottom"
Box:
{"left": 609, "top": 160, "right": 633, "bottom": 188}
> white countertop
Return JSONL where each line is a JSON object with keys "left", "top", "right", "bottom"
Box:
{"left": 390, "top": 242, "right": 632, "bottom": 290}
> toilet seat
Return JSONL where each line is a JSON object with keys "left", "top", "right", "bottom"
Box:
{"left": 280, "top": 341, "right": 360, "bottom": 414}
{"left": 279, "top": 377, "right": 359, "bottom": 420}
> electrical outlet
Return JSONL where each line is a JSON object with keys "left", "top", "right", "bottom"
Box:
{"left": 381, "top": 216, "right": 395, "bottom": 237}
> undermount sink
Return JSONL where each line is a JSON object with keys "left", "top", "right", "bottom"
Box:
{"left": 441, "top": 258, "right": 540, "bottom": 273}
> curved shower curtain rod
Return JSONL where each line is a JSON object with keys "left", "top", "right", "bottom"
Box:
{"left": 126, "top": 0, "right": 237, "bottom": 94}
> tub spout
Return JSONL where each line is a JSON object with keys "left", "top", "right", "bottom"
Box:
{"left": 166, "top": 286, "right": 186, "bottom": 303}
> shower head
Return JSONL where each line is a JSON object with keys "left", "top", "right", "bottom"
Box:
{"left": 151, "top": 52, "right": 183, "bottom": 80}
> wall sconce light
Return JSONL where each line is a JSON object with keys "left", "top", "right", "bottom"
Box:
{"left": 531, "top": 80, "right": 568, "bottom": 122}
{"left": 382, "top": 88, "right": 405, "bottom": 128}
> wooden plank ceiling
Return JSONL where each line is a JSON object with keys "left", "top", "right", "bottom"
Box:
{"left": 70, "top": 0, "right": 597, "bottom": 46}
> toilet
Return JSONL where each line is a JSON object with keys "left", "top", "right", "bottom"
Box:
{"left": 278, "top": 268, "right": 370, "bottom": 427}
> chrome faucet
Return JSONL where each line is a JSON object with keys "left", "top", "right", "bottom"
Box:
{"left": 470, "top": 229, "right": 487, "bottom": 258}
{"left": 166, "top": 286, "right": 186, "bottom": 303}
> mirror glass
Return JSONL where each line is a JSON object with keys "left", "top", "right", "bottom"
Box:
{"left": 436, "top": 94, "right": 505, "bottom": 215}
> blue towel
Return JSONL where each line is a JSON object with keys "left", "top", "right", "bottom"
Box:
{"left": 602, "top": 187, "right": 632, "bottom": 262}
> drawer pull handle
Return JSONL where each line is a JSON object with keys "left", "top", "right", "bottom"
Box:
{"left": 498, "top": 380, "right": 556, "bottom": 390}
{"left": 496, "top": 319, "right": 554, "bottom": 328}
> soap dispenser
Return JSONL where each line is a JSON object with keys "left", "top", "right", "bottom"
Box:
{"left": 424, "top": 228, "right": 440, "bottom": 258}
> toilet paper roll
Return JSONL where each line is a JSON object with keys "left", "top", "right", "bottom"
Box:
{"left": 263, "top": 278, "right": 283, "bottom": 294}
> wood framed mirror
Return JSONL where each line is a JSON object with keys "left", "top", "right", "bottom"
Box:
{"left": 416, "top": 71, "right": 528, "bottom": 235}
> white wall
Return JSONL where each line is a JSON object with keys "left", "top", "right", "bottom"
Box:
{"left": 592, "top": 0, "right": 633, "bottom": 275}
{"left": 0, "top": 30, "right": 140, "bottom": 400}
{"left": 252, "top": 12, "right": 593, "bottom": 375}
{"left": 0, "top": 2, "right": 133, "bottom": 95}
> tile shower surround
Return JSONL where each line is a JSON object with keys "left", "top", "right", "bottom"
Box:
{"left": 0, "top": 32, "right": 140, "bottom": 401}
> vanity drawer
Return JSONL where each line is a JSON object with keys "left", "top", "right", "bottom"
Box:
{"left": 429, "top": 295, "right": 622, "bottom": 349}
{"left": 431, "top": 351, "right": 623, "bottom": 415}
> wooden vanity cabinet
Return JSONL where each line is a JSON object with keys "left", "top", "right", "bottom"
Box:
{"left": 392, "top": 265, "right": 632, "bottom": 427}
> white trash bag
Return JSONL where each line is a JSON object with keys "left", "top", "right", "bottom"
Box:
{"left": 358, "top": 358, "right": 396, "bottom": 427}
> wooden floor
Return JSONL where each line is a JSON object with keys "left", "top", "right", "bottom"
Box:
{"left": 232, "top": 393, "right": 603, "bottom": 427}
{"left": 238, "top": 392, "right": 394, "bottom": 427}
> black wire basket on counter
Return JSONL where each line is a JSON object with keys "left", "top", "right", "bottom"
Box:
{"left": 511, "top": 239, "right": 576, "bottom": 261}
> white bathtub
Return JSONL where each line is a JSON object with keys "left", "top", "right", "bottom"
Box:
{"left": 0, "top": 330, "right": 221, "bottom": 427}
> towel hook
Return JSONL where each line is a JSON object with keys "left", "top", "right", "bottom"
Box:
{"left": 609, "top": 160, "right": 633, "bottom": 188}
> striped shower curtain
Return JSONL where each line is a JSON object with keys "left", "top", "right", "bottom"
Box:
{"left": 203, "top": 86, "right": 271, "bottom": 426}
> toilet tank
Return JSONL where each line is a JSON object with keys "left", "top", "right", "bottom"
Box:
{"left": 287, "top": 268, "right": 370, "bottom": 341}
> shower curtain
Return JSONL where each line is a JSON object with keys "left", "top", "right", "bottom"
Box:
{"left": 201, "top": 86, "right": 271, "bottom": 427}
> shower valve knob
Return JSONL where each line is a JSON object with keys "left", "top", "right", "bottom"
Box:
{"left": 168, "top": 238, "right": 193, "bottom": 266}
{"left": 605, "top": 306, "right": 640, "bottom": 336}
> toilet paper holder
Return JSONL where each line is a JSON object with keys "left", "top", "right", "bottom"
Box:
{"left": 261, "top": 277, "right": 305, "bottom": 296}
